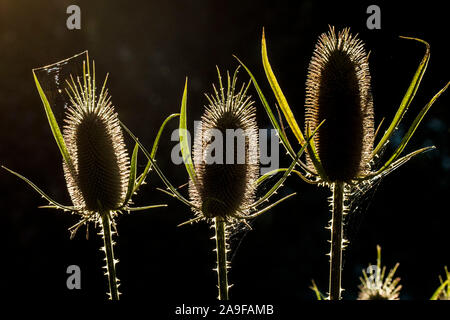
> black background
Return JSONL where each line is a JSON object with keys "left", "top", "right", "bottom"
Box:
{"left": 0, "top": 0, "right": 448, "bottom": 306}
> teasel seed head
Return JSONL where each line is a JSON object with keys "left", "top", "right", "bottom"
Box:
{"left": 358, "top": 245, "right": 402, "bottom": 300}
{"left": 189, "top": 69, "right": 259, "bottom": 221}
{"left": 63, "top": 63, "right": 129, "bottom": 212}
{"left": 305, "top": 26, "right": 375, "bottom": 182}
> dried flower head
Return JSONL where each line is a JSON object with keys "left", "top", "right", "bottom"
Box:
{"left": 3, "top": 52, "right": 167, "bottom": 300}
{"left": 63, "top": 68, "right": 129, "bottom": 212}
{"left": 305, "top": 27, "right": 374, "bottom": 182}
{"left": 358, "top": 245, "right": 402, "bottom": 300}
{"left": 189, "top": 69, "right": 259, "bottom": 220}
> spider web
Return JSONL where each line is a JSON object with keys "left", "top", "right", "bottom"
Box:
{"left": 33, "top": 51, "right": 89, "bottom": 123}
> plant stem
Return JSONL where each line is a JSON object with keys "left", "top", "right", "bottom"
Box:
{"left": 214, "top": 217, "right": 229, "bottom": 300}
{"left": 100, "top": 211, "right": 120, "bottom": 300}
{"left": 329, "top": 181, "right": 345, "bottom": 300}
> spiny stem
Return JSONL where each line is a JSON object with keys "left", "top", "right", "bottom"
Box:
{"left": 100, "top": 211, "right": 120, "bottom": 300}
{"left": 329, "top": 181, "right": 345, "bottom": 300}
{"left": 214, "top": 217, "right": 229, "bottom": 300}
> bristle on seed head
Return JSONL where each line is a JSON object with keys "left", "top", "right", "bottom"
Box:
{"left": 62, "top": 60, "right": 129, "bottom": 212}
{"left": 189, "top": 68, "right": 259, "bottom": 221}
{"left": 305, "top": 26, "right": 374, "bottom": 182}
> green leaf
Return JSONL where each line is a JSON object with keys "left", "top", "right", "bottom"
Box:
{"left": 234, "top": 55, "right": 296, "bottom": 158}
{"left": 430, "top": 279, "right": 450, "bottom": 300}
{"left": 32, "top": 70, "right": 75, "bottom": 174}
{"left": 360, "top": 146, "right": 435, "bottom": 181}
{"left": 120, "top": 121, "right": 195, "bottom": 209}
{"left": 2, "top": 165, "right": 75, "bottom": 211}
{"left": 261, "top": 29, "right": 306, "bottom": 146}
{"left": 179, "top": 78, "right": 198, "bottom": 186}
{"left": 247, "top": 121, "right": 323, "bottom": 209}
{"left": 375, "top": 81, "right": 449, "bottom": 174}
{"left": 372, "top": 37, "right": 430, "bottom": 158}
{"left": 124, "top": 204, "right": 168, "bottom": 212}
{"left": 134, "top": 113, "right": 180, "bottom": 194}
{"left": 256, "top": 168, "right": 316, "bottom": 186}
{"left": 235, "top": 55, "right": 317, "bottom": 176}
{"left": 305, "top": 123, "right": 328, "bottom": 181}
{"left": 122, "top": 142, "right": 139, "bottom": 207}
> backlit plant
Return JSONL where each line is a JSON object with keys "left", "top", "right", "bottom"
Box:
{"left": 358, "top": 245, "right": 402, "bottom": 300}
{"left": 237, "top": 26, "right": 449, "bottom": 300}
{"left": 2, "top": 52, "right": 169, "bottom": 300}
{"left": 122, "top": 68, "right": 320, "bottom": 300}
{"left": 430, "top": 266, "right": 450, "bottom": 300}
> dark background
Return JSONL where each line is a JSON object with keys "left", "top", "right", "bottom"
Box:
{"left": 0, "top": 0, "right": 448, "bottom": 305}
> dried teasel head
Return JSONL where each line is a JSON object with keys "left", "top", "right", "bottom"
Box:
{"left": 63, "top": 63, "right": 129, "bottom": 212}
{"left": 189, "top": 69, "right": 259, "bottom": 221}
{"left": 305, "top": 26, "right": 375, "bottom": 182}
{"left": 358, "top": 245, "right": 402, "bottom": 300}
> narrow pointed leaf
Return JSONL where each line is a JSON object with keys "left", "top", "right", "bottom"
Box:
{"left": 257, "top": 168, "right": 316, "bottom": 186}
{"left": 120, "top": 121, "right": 195, "bottom": 209}
{"left": 32, "top": 70, "right": 75, "bottom": 174}
{"left": 179, "top": 78, "right": 198, "bottom": 185}
{"left": 376, "top": 82, "right": 448, "bottom": 173}
{"left": 238, "top": 192, "right": 296, "bottom": 220}
{"left": 2, "top": 166, "right": 75, "bottom": 211}
{"left": 430, "top": 279, "right": 450, "bottom": 300}
{"left": 372, "top": 37, "right": 430, "bottom": 158}
{"left": 234, "top": 55, "right": 296, "bottom": 158}
{"left": 262, "top": 29, "right": 306, "bottom": 146}
{"left": 306, "top": 123, "right": 328, "bottom": 181}
{"left": 124, "top": 204, "right": 168, "bottom": 212}
{"left": 123, "top": 142, "right": 138, "bottom": 206}
{"left": 134, "top": 113, "right": 180, "bottom": 193}
{"left": 247, "top": 122, "right": 322, "bottom": 209}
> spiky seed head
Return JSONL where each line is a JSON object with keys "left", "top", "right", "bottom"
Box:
{"left": 189, "top": 69, "right": 259, "bottom": 221}
{"left": 305, "top": 26, "right": 375, "bottom": 182}
{"left": 63, "top": 61, "right": 129, "bottom": 212}
{"left": 358, "top": 246, "right": 402, "bottom": 300}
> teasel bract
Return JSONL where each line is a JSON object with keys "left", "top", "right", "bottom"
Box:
{"left": 357, "top": 246, "right": 402, "bottom": 300}
{"left": 430, "top": 266, "right": 450, "bottom": 300}
{"left": 2, "top": 52, "right": 169, "bottom": 300}
{"left": 123, "top": 67, "right": 317, "bottom": 300}
{"left": 237, "top": 26, "right": 449, "bottom": 299}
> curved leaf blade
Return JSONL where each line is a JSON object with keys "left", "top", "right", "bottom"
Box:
{"left": 372, "top": 37, "right": 430, "bottom": 158}
{"left": 32, "top": 70, "right": 75, "bottom": 174}
{"left": 262, "top": 29, "right": 305, "bottom": 146}
{"left": 179, "top": 78, "right": 198, "bottom": 186}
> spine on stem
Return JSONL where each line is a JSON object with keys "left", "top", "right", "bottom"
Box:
{"left": 329, "top": 181, "right": 346, "bottom": 300}
{"left": 100, "top": 211, "right": 120, "bottom": 300}
{"left": 214, "top": 217, "right": 230, "bottom": 300}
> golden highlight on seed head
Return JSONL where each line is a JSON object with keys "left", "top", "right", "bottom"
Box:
{"left": 62, "top": 61, "right": 129, "bottom": 212}
{"left": 305, "top": 26, "right": 374, "bottom": 182}
{"left": 189, "top": 68, "right": 259, "bottom": 221}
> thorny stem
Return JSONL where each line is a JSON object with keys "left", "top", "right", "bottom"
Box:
{"left": 100, "top": 211, "right": 120, "bottom": 300}
{"left": 329, "top": 181, "right": 345, "bottom": 300}
{"left": 214, "top": 217, "right": 229, "bottom": 300}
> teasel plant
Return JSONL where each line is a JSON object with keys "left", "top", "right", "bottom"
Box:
{"left": 357, "top": 245, "right": 402, "bottom": 300}
{"left": 236, "top": 26, "right": 449, "bottom": 300}
{"left": 2, "top": 52, "right": 171, "bottom": 300}
{"left": 430, "top": 267, "right": 450, "bottom": 300}
{"left": 121, "top": 67, "right": 322, "bottom": 300}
